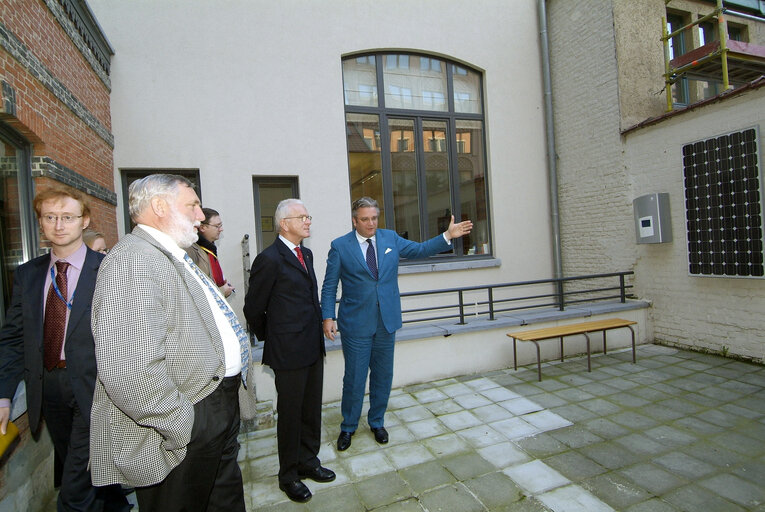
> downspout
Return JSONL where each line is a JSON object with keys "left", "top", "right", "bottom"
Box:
{"left": 538, "top": 0, "right": 565, "bottom": 307}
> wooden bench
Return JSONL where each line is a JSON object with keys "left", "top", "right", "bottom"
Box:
{"left": 507, "top": 318, "right": 637, "bottom": 381}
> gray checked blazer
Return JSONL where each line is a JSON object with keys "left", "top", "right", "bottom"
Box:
{"left": 90, "top": 227, "right": 231, "bottom": 487}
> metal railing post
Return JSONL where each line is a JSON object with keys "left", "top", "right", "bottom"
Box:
{"left": 557, "top": 278, "right": 565, "bottom": 310}
{"left": 620, "top": 273, "right": 626, "bottom": 303}
{"left": 488, "top": 287, "right": 495, "bottom": 320}
{"left": 458, "top": 290, "right": 465, "bottom": 325}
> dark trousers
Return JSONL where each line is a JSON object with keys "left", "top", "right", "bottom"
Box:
{"left": 340, "top": 311, "right": 395, "bottom": 432}
{"left": 42, "top": 367, "right": 129, "bottom": 512}
{"left": 273, "top": 356, "right": 323, "bottom": 483}
{"left": 135, "top": 376, "right": 245, "bottom": 512}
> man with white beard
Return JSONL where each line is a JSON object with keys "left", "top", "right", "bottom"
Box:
{"left": 89, "top": 174, "right": 250, "bottom": 512}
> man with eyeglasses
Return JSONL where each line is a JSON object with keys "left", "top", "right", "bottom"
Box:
{"left": 0, "top": 188, "right": 129, "bottom": 511}
{"left": 244, "top": 198, "right": 334, "bottom": 503}
{"left": 185, "top": 208, "right": 235, "bottom": 297}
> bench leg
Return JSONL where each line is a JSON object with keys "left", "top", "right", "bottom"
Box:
{"left": 559, "top": 336, "right": 564, "bottom": 362}
{"left": 603, "top": 330, "right": 608, "bottom": 354}
{"left": 513, "top": 338, "right": 518, "bottom": 371}
{"left": 584, "top": 332, "right": 592, "bottom": 372}
{"left": 532, "top": 340, "right": 542, "bottom": 382}
{"left": 627, "top": 325, "right": 636, "bottom": 363}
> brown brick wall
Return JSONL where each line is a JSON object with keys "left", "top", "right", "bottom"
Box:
{"left": 0, "top": 0, "right": 116, "bottom": 245}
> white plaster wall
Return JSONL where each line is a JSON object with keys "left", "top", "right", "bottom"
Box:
{"left": 87, "top": 0, "right": 552, "bottom": 300}
{"left": 624, "top": 87, "right": 765, "bottom": 361}
{"left": 87, "top": 0, "right": 556, "bottom": 382}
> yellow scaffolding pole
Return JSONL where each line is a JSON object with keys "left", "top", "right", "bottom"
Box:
{"left": 662, "top": 0, "right": 729, "bottom": 111}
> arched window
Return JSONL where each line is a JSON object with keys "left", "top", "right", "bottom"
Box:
{"left": 342, "top": 53, "right": 490, "bottom": 259}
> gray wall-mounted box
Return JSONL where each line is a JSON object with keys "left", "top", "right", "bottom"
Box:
{"left": 633, "top": 193, "right": 672, "bottom": 244}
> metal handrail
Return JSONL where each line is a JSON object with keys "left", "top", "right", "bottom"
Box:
{"left": 398, "top": 271, "right": 635, "bottom": 326}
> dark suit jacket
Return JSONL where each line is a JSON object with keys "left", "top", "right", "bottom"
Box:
{"left": 244, "top": 238, "right": 324, "bottom": 371}
{"left": 0, "top": 247, "right": 105, "bottom": 434}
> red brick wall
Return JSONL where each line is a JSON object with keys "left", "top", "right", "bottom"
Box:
{"left": 0, "top": 0, "right": 117, "bottom": 245}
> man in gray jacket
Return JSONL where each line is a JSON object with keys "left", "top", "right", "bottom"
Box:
{"left": 90, "top": 174, "right": 250, "bottom": 512}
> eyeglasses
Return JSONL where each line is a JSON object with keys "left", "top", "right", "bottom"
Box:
{"left": 41, "top": 215, "right": 83, "bottom": 224}
{"left": 284, "top": 215, "right": 312, "bottom": 223}
{"left": 203, "top": 222, "right": 224, "bottom": 229}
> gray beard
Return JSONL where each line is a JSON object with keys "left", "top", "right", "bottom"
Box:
{"left": 166, "top": 210, "right": 199, "bottom": 248}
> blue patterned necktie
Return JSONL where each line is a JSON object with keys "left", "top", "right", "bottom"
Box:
{"left": 183, "top": 253, "right": 249, "bottom": 386}
{"left": 366, "top": 238, "right": 378, "bottom": 280}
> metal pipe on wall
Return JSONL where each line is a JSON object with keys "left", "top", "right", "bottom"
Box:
{"left": 538, "top": 0, "right": 564, "bottom": 289}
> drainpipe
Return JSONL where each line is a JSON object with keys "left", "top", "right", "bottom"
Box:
{"left": 538, "top": 0, "right": 565, "bottom": 307}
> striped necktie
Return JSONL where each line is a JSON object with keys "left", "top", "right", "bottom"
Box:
{"left": 183, "top": 253, "right": 250, "bottom": 386}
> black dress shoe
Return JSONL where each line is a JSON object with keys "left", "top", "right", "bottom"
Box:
{"left": 298, "top": 465, "right": 336, "bottom": 483}
{"left": 371, "top": 426, "right": 389, "bottom": 444}
{"left": 279, "top": 480, "right": 312, "bottom": 503}
{"left": 337, "top": 430, "right": 354, "bottom": 451}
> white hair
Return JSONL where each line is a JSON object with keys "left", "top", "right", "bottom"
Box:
{"left": 274, "top": 198, "right": 305, "bottom": 226}
{"left": 128, "top": 174, "right": 194, "bottom": 220}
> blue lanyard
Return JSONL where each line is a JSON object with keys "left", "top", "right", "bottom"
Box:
{"left": 50, "top": 266, "right": 74, "bottom": 310}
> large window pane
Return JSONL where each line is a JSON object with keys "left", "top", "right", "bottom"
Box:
{"left": 456, "top": 120, "right": 490, "bottom": 255}
{"left": 346, "top": 113, "right": 386, "bottom": 227}
{"left": 423, "top": 120, "right": 452, "bottom": 246}
{"left": 389, "top": 118, "right": 419, "bottom": 241}
{"left": 0, "top": 136, "right": 32, "bottom": 322}
{"left": 343, "top": 56, "right": 378, "bottom": 107}
{"left": 452, "top": 65, "right": 482, "bottom": 114}
{"left": 384, "top": 55, "right": 447, "bottom": 111}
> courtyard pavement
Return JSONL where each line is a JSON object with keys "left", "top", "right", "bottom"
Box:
{"left": 49, "top": 343, "right": 765, "bottom": 511}
{"left": 239, "top": 343, "right": 765, "bottom": 511}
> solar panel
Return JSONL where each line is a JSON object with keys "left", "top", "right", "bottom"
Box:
{"left": 683, "top": 127, "right": 763, "bottom": 277}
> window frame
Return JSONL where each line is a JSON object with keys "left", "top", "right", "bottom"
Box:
{"left": 342, "top": 52, "right": 491, "bottom": 261}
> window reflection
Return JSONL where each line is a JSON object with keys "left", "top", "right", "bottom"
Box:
{"left": 423, "top": 120, "right": 452, "bottom": 253}
{"left": 343, "top": 58, "right": 378, "bottom": 107}
{"left": 456, "top": 120, "right": 489, "bottom": 255}
{"left": 389, "top": 119, "right": 418, "bottom": 241}
{"left": 384, "top": 55, "right": 448, "bottom": 111}
{"left": 346, "top": 113, "right": 386, "bottom": 227}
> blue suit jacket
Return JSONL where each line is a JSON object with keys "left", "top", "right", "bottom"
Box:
{"left": 321, "top": 228, "right": 450, "bottom": 337}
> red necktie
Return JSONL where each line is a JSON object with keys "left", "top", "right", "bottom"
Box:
{"left": 43, "top": 261, "right": 69, "bottom": 370}
{"left": 294, "top": 246, "right": 307, "bottom": 270}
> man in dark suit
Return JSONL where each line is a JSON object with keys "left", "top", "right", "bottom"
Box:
{"left": 322, "top": 197, "right": 472, "bottom": 451}
{"left": 0, "top": 188, "right": 129, "bottom": 512}
{"left": 244, "top": 198, "right": 335, "bottom": 503}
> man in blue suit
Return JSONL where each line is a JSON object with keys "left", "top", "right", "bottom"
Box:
{"left": 321, "top": 197, "right": 472, "bottom": 450}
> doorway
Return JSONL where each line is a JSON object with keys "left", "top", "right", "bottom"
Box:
{"left": 252, "top": 177, "right": 298, "bottom": 254}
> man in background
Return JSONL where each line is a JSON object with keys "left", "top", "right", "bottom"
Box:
{"left": 244, "top": 199, "right": 334, "bottom": 503}
{"left": 186, "top": 207, "right": 235, "bottom": 297}
{"left": 0, "top": 188, "right": 129, "bottom": 511}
